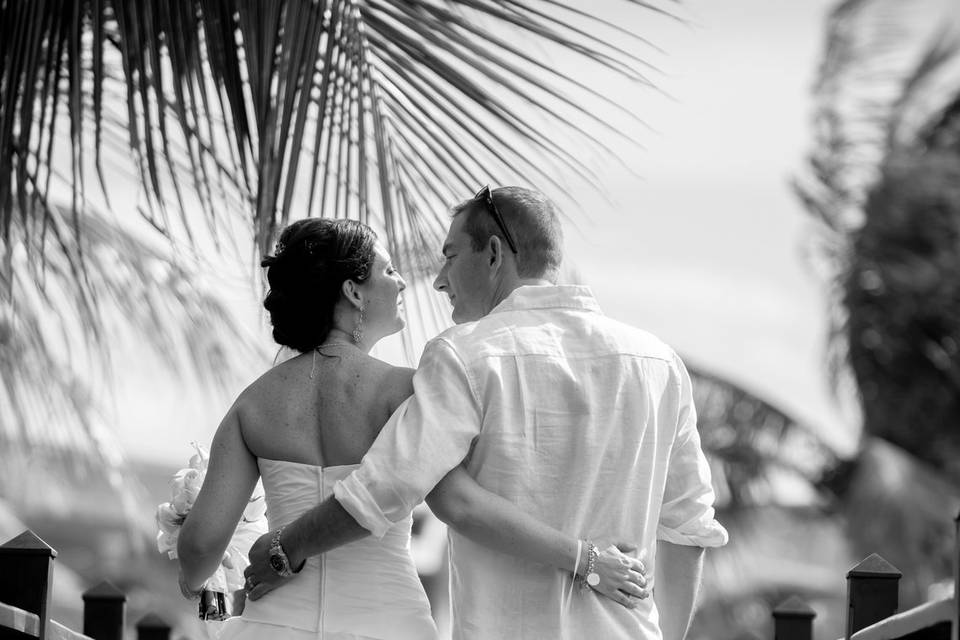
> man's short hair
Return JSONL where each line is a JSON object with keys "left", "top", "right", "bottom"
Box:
{"left": 452, "top": 187, "right": 563, "bottom": 281}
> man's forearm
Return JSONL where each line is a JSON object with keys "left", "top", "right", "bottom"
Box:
{"left": 654, "top": 540, "right": 704, "bottom": 640}
{"left": 282, "top": 496, "right": 370, "bottom": 568}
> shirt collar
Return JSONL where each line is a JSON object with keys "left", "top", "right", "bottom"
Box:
{"left": 488, "top": 284, "right": 602, "bottom": 315}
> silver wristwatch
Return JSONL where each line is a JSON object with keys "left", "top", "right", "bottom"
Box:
{"left": 268, "top": 526, "right": 296, "bottom": 577}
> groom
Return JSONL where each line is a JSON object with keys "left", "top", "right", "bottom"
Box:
{"left": 245, "top": 186, "right": 727, "bottom": 639}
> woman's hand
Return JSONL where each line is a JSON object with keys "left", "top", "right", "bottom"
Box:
{"left": 587, "top": 544, "right": 650, "bottom": 609}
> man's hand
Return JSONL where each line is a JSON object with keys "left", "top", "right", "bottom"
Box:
{"left": 243, "top": 530, "right": 289, "bottom": 601}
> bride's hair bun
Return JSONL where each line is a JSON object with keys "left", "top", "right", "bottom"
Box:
{"left": 261, "top": 219, "right": 377, "bottom": 352}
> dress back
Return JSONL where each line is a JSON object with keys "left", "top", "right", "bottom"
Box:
{"left": 219, "top": 458, "right": 438, "bottom": 640}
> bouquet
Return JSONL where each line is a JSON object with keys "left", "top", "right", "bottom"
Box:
{"left": 156, "top": 443, "right": 268, "bottom": 621}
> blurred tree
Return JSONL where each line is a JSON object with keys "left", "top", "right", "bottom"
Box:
{"left": 796, "top": 0, "right": 960, "bottom": 607}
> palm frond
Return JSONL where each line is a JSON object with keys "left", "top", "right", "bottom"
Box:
{"left": 688, "top": 365, "right": 843, "bottom": 511}
{"left": 0, "top": 199, "right": 266, "bottom": 515}
{"left": 798, "top": 0, "right": 960, "bottom": 234}
{"left": 2, "top": 0, "right": 675, "bottom": 357}
{"left": 795, "top": 0, "right": 960, "bottom": 402}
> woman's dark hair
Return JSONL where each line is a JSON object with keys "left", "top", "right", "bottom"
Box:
{"left": 261, "top": 219, "right": 378, "bottom": 352}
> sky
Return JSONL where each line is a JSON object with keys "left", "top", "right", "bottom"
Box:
{"left": 109, "top": 0, "right": 862, "bottom": 466}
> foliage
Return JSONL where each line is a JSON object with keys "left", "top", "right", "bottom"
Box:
{"left": 796, "top": 0, "right": 960, "bottom": 468}
{"left": 0, "top": 201, "right": 262, "bottom": 518}
{"left": 845, "top": 150, "right": 960, "bottom": 480}
{"left": 794, "top": 0, "right": 960, "bottom": 613}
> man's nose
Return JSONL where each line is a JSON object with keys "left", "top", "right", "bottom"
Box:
{"left": 433, "top": 272, "right": 446, "bottom": 291}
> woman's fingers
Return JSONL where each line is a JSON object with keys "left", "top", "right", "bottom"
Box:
{"left": 618, "top": 580, "right": 646, "bottom": 599}
{"left": 608, "top": 543, "right": 646, "bottom": 575}
{"left": 607, "top": 588, "right": 638, "bottom": 609}
{"left": 628, "top": 568, "right": 647, "bottom": 587}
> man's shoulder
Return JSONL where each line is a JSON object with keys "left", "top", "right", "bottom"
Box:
{"left": 430, "top": 312, "right": 680, "bottom": 364}
{"left": 431, "top": 317, "right": 497, "bottom": 349}
{"left": 590, "top": 314, "right": 679, "bottom": 362}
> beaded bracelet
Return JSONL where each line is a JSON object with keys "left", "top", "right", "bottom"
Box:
{"left": 579, "top": 541, "right": 599, "bottom": 590}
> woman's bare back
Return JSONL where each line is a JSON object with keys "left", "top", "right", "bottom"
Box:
{"left": 235, "top": 349, "right": 414, "bottom": 467}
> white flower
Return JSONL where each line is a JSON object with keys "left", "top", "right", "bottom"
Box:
{"left": 188, "top": 441, "right": 209, "bottom": 472}
{"left": 156, "top": 502, "right": 183, "bottom": 535}
{"left": 171, "top": 468, "right": 204, "bottom": 514}
{"left": 155, "top": 441, "right": 270, "bottom": 600}
{"left": 157, "top": 530, "right": 179, "bottom": 559}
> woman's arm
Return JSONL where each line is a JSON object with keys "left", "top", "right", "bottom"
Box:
{"left": 178, "top": 405, "right": 260, "bottom": 593}
{"left": 426, "top": 465, "right": 648, "bottom": 608}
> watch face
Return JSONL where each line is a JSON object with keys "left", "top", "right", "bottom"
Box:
{"left": 270, "top": 555, "right": 286, "bottom": 573}
{"left": 586, "top": 573, "right": 600, "bottom": 587}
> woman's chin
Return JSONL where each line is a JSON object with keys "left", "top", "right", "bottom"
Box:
{"left": 386, "top": 317, "right": 406, "bottom": 335}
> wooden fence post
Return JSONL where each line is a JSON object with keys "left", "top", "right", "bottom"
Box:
{"left": 845, "top": 553, "right": 901, "bottom": 639}
{"left": 136, "top": 613, "right": 171, "bottom": 640}
{"left": 773, "top": 595, "right": 816, "bottom": 640}
{"left": 0, "top": 529, "right": 57, "bottom": 640}
{"left": 83, "top": 580, "right": 126, "bottom": 640}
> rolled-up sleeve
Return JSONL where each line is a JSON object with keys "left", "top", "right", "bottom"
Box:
{"left": 335, "top": 338, "right": 482, "bottom": 539}
{"left": 657, "top": 355, "right": 729, "bottom": 548}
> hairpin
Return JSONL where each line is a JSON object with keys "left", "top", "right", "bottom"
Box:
{"left": 304, "top": 239, "right": 318, "bottom": 255}
{"left": 274, "top": 239, "right": 286, "bottom": 256}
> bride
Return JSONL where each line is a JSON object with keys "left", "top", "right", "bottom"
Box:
{"left": 177, "top": 218, "right": 647, "bottom": 639}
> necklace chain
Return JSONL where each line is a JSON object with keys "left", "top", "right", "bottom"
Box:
{"left": 315, "top": 341, "right": 355, "bottom": 350}
{"left": 310, "top": 341, "right": 355, "bottom": 379}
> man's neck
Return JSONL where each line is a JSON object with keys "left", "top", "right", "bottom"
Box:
{"left": 486, "top": 278, "right": 554, "bottom": 315}
{"left": 516, "top": 278, "right": 554, "bottom": 288}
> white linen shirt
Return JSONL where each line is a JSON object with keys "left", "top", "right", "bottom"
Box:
{"left": 335, "top": 285, "right": 728, "bottom": 639}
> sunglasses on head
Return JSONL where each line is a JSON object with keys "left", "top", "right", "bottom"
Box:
{"left": 474, "top": 185, "right": 518, "bottom": 254}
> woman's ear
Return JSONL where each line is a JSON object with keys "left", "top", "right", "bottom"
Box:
{"left": 341, "top": 279, "right": 364, "bottom": 310}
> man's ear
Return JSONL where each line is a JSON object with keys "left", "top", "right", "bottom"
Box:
{"left": 487, "top": 235, "right": 504, "bottom": 269}
{"left": 341, "top": 279, "right": 363, "bottom": 310}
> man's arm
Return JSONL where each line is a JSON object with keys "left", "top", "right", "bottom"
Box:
{"left": 654, "top": 541, "right": 704, "bottom": 640}
{"left": 244, "top": 496, "right": 367, "bottom": 600}
{"left": 245, "top": 338, "right": 482, "bottom": 599}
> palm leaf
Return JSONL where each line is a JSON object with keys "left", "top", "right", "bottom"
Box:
{"left": 2, "top": 0, "right": 676, "bottom": 358}
{"left": 0, "top": 200, "right": 266, "bottom": 520}
{"left": 688, "top": 365, "right": 843, "bottom": 511}
{"left": 795, "top": 0, "right": 960, "bottom": 414}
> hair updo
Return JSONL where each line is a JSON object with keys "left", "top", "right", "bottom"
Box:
{"left": 261, "top": 219, "right": 378, "bottom": 353}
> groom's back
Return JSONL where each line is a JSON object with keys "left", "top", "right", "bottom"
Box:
{"left": 438, "top": 286, "right": 704, "bottom": 639}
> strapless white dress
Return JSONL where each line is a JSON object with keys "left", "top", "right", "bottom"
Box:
{"left": 217, "top": 459, "right": 439, "bottom": 640}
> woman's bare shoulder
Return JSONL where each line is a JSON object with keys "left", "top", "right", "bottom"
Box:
{"left": 231, "top": 354, "right": 308, "bottom": 418}
{"left": 369, "top": 361, "right": 415, "bottom": 412}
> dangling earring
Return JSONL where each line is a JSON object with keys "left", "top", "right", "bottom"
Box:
{"left": 353, "top": 305, "right": 364, "bottom": 345}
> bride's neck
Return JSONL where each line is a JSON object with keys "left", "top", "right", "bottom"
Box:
{"left": 322, "top": 327, "right": 372, "bottom": 354}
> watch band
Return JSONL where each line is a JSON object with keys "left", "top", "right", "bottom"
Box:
{"left": 268, "top": 525, "right": 295, "bottom": 577}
